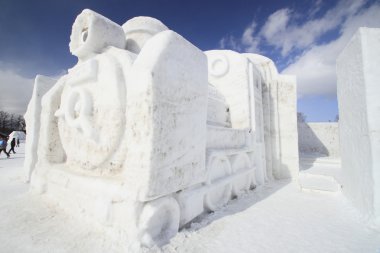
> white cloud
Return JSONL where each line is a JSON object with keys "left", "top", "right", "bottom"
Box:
{"left": 259, "top": 0, "right": 367, "bottom": 56}
{"left": 283, "top": 2, "right": 380, "bottom": 97}
{"left": 219, "top": 0, "right": 380, "bottom": 97}
{"left": 220, "top": 0, "right": 368, "bottom": 55}
{"left": 260, "top": 8, "right": 291, "bottom": 46}
{"left": 0, "top": 66, "right": 34, "bottom": 115}
{"left": 241, "top": 21, "right": 260, "bottom": 53}
{"left": 307, "top": 0, "right": 323, "bottom": 17}
{"left": 219, "top": 35, "right": 242, "bottom": 51}
{"left": 0, "top": 63, "right": 65, "bottom": 115}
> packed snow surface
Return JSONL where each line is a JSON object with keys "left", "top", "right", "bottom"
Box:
{"left": 1, "top": 144, "right": 380, "bottom": 253}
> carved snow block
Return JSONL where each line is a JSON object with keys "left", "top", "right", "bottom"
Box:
{"left": 275, "top": 75, "right": 299, "bottom": 179}
{"left": 24, "top": 75, "right": 57, "bottom": 182}
{"left": 337, "top": 27, "right": 380, "bottom": 220}
{"left": 123, "top": 30, "right": 209, "bottom": 201}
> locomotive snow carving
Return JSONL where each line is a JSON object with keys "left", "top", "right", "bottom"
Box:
{"left": 25, "top": 9, "right": 299, "bottom": 248}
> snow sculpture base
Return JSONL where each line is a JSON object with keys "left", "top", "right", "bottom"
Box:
{"left": 26, "top": 9, "right": 298, "bottom": 248}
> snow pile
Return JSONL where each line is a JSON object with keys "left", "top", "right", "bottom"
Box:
{"left": 8, "top": 131, "right": 26, "bottom": 141}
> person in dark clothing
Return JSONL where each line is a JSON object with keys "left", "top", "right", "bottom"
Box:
{"left": 0, "top": 137, "right": 10, "bottom": 158}
{"left": 8, "top": 138, "right": 16, "bottom": 154}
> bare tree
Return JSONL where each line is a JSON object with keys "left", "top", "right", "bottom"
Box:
{"left": 0, "top": 110, "right": 26, "bottom": 131}
{"left": 0, "top": 111, "right": 11, "bottom": 129}
{"left": 297, "top": 112, "right": 307, "bottom": 123}
{"left": 17, "top": 115, "right": 26, "bottom": 131}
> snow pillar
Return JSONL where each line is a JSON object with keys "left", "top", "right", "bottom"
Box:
{"left": 24, "top": 75, "right": 56, "bottom": 182}
{"left": 272, "top": 75, "right": 299, "bottom": 179}
{"left": 337, "top": 27, "right": 380, "bottom": 220}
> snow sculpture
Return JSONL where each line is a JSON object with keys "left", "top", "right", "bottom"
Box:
{"left": 337, "top": 27, "right": 380, "bottom": 221}
{"left": 26, "top": 9, "right": 299, "bottom": 248}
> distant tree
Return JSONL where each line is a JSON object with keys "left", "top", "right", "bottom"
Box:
{"left": 17, "top": 115, "right": 26, "bottom": 131}
{"left": 297, "top": 112, "right": 307, "bottom": 123}
{"left": 9, "top": 113, "right": 16, "bottom": 129}
{"left": 0, "top": 111, "right": 25, "bottom": 131}
{"left": 0, "top": 111, "right": 10, "bottom": 128}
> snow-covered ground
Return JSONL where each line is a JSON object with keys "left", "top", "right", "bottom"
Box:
{"left": 1, "top": 144, "right": 380, "bottom": 253}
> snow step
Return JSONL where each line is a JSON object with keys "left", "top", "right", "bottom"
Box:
{"left": 299, "top": 173, "right": 342, "bottom": 192}
{"left": 300, "top": 156, "right": 341, "bottom": 167}
{"left": 298, "top": 165, "right": 342, "bottom": 192}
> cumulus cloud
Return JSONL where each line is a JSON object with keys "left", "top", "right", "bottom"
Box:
{"left": 283, "top": 2, "right": 380, "bottom": 97}
{"left": 307, "top": 0, "right": 323, "bottom": 17}
{"left": 219, "top": 35, "right": 242, "bottom": 52}
{"left": 260, "top": 8, "right": 291, "bottom": 54}
{"left": 0, "top": 66, "right": 34, "bottom": 115}
{"left": 261, "top": 0, "right": 367, "bottom": 56}
{"left": 219, "top": 20, "right": 259, "bottom": 52}
{"left": 219, "top": 0, "right": 380, "bottom": 97}
{"left": 0, "top": 62, "right": 65, "bottom": 115}
{"left": 241, "top": 21, "right": 260, "bottom": 53}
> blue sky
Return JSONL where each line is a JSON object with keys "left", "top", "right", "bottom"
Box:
{"left": 0, "top": 0, "right": 379, "bottom": 121}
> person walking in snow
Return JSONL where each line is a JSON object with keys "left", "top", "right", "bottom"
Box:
{"left": 16, "top": 139, "right": 20, "bottom": 147}
{"left": 0, "top": 137, "right": 10, "bottom": 158}
{"left": 8, "top": 138, "right": 16, "bottom": 154}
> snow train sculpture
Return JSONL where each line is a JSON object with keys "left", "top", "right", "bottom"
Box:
{"left": 25, "top": 9, "right": 298, "bottom": 247}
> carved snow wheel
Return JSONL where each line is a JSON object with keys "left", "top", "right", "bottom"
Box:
{"left": 138, "top": 197, "right": 180, "bottom": 247}
{"left": 204, "top": 155, "right": 232, "bottom": 211}
{"left": 231, "top": 153, "right": 252, "bottom": 197}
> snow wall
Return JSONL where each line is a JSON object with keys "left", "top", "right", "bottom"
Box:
{"left": 298, "top": 122, "right": 340, "bottom": 158}
{"left": 337, "top": 27, "right": 380, "bottom": 221}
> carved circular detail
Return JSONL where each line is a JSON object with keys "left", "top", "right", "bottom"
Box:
{"left": 230, "top": 153, "right": 252, "bottom": 197}
{"left": 204, "top": 155, "right": 232, "bottom": 211}
{"left": 138, "top": 197, "right": 180, "bottom": 247}
{"left": 64, "top": 88, "right": 93, "bottom": 137}
{"left": 208, "top": 54, "right": 229, "bottom": 78}
{"left": 57, "top": 54, "right": 126, "bottom": 171}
